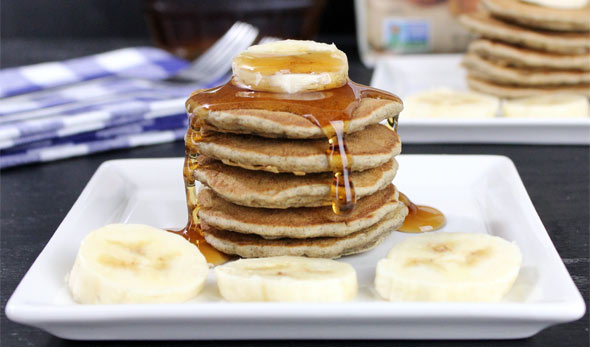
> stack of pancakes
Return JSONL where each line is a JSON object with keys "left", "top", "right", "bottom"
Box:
{"left": 459, "top": 0, "right": 590, "bottom": 98}
{"left": 188, "top": 95, "right": 408, "bottom": 259}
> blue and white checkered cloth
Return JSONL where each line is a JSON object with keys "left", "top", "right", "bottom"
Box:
{"left": 0, "top": 47, "right": 221, "bottom": 169}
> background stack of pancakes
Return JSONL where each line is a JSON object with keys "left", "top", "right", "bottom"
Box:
{"left": 459, "top": 0, "right": 590, "bottom": 98}
{"left": 189, "top": 93, "right": 408, "bottom": 259}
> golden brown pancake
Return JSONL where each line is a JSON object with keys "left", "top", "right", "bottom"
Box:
{"left": 194, "top": 123, "right": 400, "bottom": 174}
{"left": 468, "top": 39, "right": 590, "bottom": 71}
{"left": 198, "top": 97, "right": 403, "bottom": 139}
{"left": 459, "top": 12, "right": 590, "bottom": 54}
{"left": 466, "top": 75, "right": 590, "bottom": 98}
{"left": 201, "top": 206, "right": 408, "bottom": 259}
{"left": 198, "top": 184, "right": 400, "bottom": 238}
{"left": 194, "top": 155, "right": 398, "bottom": 209}
{"left": 462, "top": 53, "right": 590, "bottom": 86}
{"left": 482, "top": 0, "right": 590, "bottom": 32}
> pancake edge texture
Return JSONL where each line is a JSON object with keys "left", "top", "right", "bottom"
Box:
{"left": 468, "top": 39, "right": 590, "bottom": 71}
{"left": 197, "top": 185, "right": 401, "bottom": 238}
{"left": 202, "top": 207, "right": 408, "bottom": 259}
{"left": 194, "top": 157, "right": 398, "bottom": 209}
{"left": 195, "top": 124, "right": 401, "bottom": 174}
{"left": 462, "top": 53, "right": 590, "bottom": 86}
{"left": 199, "top": 98, "right": 403, "bottom": 139}
{"left": 466, "top": 75, "right": 590, "bottom": 98}
{"left": 482, "top": 0, "right": 590, "bottom": 32}
{"left": 459, "top": 13, "right": 590, "bottom": 54}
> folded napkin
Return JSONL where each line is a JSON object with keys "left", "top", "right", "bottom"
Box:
{"left": 0, "top": 47, "right": 188, "bottom": 98}
{"left": 0, "top": 47, "right": 222, "bottom": 169}
{"left": 0, "top": 117, "right": 186, "bottom": 168}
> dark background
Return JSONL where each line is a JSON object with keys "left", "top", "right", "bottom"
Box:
{"left": 1, "top": 0, "right": 355, "bottom": 38}
{"left": 1, "top": 1, "right": 589, "bottom": 346}
{"left": 1, "top": 0, "right": 358, "bottom": 67}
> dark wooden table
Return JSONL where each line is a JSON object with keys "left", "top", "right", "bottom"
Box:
{"left": 1, "top": 39, "right": 588, "bottom": 347}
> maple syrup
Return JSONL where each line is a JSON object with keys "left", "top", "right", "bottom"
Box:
{"left": 186, "top": 80, "right": 401, "bottom": 214}
{"left": 169, "top": 221, "right": 230, "bottom": 266}
{"left": 387, "top": 114, "right": 399, "bottom": 132}
{"left": 398, "top": 192, "right": 446, "bottom": 233}
{"left": 169, "top": 121, "right": 232, "bottom": 266}
{"left": 173, "top": 47, "right": 446, "bottom": 263}
{"left": 233, "top": 50, "right": 346, "bottom": 75}
{"left": 232, "top": 50, "right": 348, "bottom": 93}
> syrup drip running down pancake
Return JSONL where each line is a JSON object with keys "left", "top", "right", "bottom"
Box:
{"left": 187, "top": 80, "right": 401, "bottom": 214}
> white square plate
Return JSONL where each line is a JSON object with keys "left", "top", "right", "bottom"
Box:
{"left": 6, "top": 156, "right": 585, "bottom": 340}
{"left": 371, "top": 54, "right": 590, "bottom": 145}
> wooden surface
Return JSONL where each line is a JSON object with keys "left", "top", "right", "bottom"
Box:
{"left": 1, "top": 39, "right": 588, "bottom": 346}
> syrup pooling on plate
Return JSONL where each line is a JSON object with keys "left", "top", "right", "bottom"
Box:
{"left": 168, "top": 221, "right": 231, "bottom": 266}
{"left": 398, "top": 192, "right": 446, "bottom": 233}
{"left": 186, "top": 80, "right": 402, "bottom": 214}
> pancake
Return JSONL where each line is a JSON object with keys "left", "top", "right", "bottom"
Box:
{"left": 459, "top": 13, "right": 590, "bottom": 54}
{"left": 198, "top": 97, "right": 403, "bottom": 139}
{"left": 462, "top": 53, "right": 590, "bottom": 86}
{"left": 482, "top": 0, "right": 590, "bottom": 32}
{"left": 198, "top": 184, "right": 401, "bottom": 238}
{"left": 194, "top": 155, "right": 398, "bottom": 209}
{"left": 202, "top": 206, "right": 408, "bottom": 259}
{"left": 468, "top": 39, "right": 590, "bottom": 71}
{"left": 466, "top": 75, "right": 590, "bottom": 98}
{"left": 195, "top": 123, "right": 400, "bottom": 174}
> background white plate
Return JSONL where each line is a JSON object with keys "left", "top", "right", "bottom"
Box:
{"left": 371, "top": 54, "right": 590, "bottom": 145}
{"left": 6, "top": 156, "right": 585, "bottom": 340}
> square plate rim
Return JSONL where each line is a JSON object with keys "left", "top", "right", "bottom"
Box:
{"left": 5, "top": 155, "right": 586, "bottom": 326}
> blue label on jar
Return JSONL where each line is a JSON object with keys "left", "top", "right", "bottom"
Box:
{"left": 383, "top": 18, "right": 431, "bottom": 53}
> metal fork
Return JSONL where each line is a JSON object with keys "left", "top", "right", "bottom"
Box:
{"left": 175, "top": 22, "right": 259, "bottom": 84}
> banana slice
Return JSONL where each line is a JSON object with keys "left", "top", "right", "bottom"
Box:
{"left": 375, "top": 232, "right": 521, "bottom": 302}
{"left": 231, "top": 40, "right": 348, "bottom": 93}
{"left": 215, "top": 256, "right": 357, "bottom": 302}
{"left": 68, "top": 224, "right": 208, "bottom": 304}
{"left": 502, "top": 94, "right": 589, "bottom": 118}
{"left": 402, "top": 88, "right": 499, "bottom": 118}
{"left": 521, "top": 0, "right": 588, "bottom": 9}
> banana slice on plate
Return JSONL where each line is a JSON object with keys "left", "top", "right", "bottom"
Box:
{"left": 402, "top": 88, "right": 499, "bottom": 119}
{"left": 215, "top": 256, "right": 357, "bottom": 302}
{"left": 375, "top": 232, "right": 522, "bottom": 302}
{"left": 231, "top": 40, "right": 348, "bottom": 93}
{"left": 502, "top": 94, "right": 589, "bottom": 118}
{"left": 68, "top": 224, "right": 208, "bottom": 304}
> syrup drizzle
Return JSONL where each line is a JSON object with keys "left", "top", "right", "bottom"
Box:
{"left": 398, "top": 192, "right": 446, "bottom": 233}
{"left": 387, "top": 114, "right": 399, "bottom": 132}
{"left": 186, "top": 79, "right": 401, "bottom": 214}
{"left": 169, "top": 123, "right": 232, "bottom": 266}
{"left": 232, "top": 50, "right": 348, "bottom": 92}
{"left": 176, "top": 68, "right": 445, "bottom": 261}
{"left": 233, "top": 50, "right": 345, "bottom": 75}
